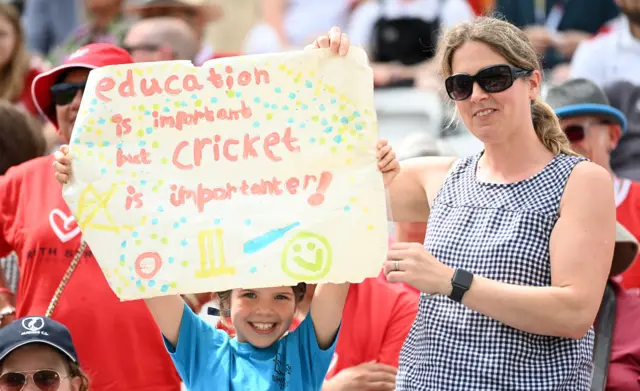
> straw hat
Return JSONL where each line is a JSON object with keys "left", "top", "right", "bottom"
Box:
{"left": 128, "top": 0, "right": 222, "bottom": 22}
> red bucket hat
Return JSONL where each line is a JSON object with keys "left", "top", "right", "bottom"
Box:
{"left": 31, "top": 43, "right": 134, "bottom": 128}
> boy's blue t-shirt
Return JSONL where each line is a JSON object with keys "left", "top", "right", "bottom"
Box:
{"left": 164, "top": 303, "right": 339, "bottom": 391}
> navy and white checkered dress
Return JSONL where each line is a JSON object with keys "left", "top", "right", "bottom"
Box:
{"left": 396, "top": 153, "right": 594, "bottom": 391}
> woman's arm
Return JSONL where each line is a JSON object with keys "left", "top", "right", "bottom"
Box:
{"left": 458, "top": 162, "right": 615, "bottom": 338}
{"left": 389, "top": 162, "right": 615, "bottom": 339}
{"left": 387, "top": 156, "right": 456, "bottom": 222}
{"left": 309, "top": 283, "right": 350, "bottom": 349}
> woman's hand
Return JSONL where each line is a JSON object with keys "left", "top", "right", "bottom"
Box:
{"left": 384, "top": 242, "right": 454, "bottom": 295}
{"left": 306, "top": 26, "right": 350, "bottom": 56}
{"left": 377, "top": 139, "right": 399, "bottom": 187}
{"left": 52, "top": 145, "right": 73, "bottom": 184}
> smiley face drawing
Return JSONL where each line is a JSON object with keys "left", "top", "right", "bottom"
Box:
{"left": 281, "top": 231, "right": 332, "bottom": 280}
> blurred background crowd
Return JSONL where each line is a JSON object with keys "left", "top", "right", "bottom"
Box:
{"left": 1, "top": 0, "right": 640, "bottom": 390}
{"left": 1, "top": 0, "right": 639, "bottom": 179}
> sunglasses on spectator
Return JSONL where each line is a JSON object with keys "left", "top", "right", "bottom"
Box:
{"left": 562, "top": 121, "right": 610, "bottom": 142}
{"left": 445, "top": 64, "right": 533, "bottom": 101}
{"left": 0, "top": 369, "right": 66, "bottom": 391}
{"left": 123, "top": 43, "right": 162, "bottom": 54}
{"left": 50, "top": 82, "right": 86, "bottom": 106}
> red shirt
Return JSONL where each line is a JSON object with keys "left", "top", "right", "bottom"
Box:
{"left": 324, "top": 277, "right": 418, "bottom": 378}
{"left": 606, "top": 281, "right": 640, "bottom": 390}
{"left": 0, "top": 156, "right": 180, "bottom": 391}
{"left": 615, "top": 179, "right": 640, "bottom": 291}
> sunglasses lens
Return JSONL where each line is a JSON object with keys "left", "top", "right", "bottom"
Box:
{"left": 446, "top": 74, "right": 473, "bottom": 100}
{"left": 33, "top": 370, "right": 61, "bottom": 391}
{"left": 0, "top": 372, "right": 27, "bottom": 391}
{"left": 477, "top": 65, "right": 513, "bottom": 93}
{"left": 563, "top": 125, "right": 585, "bottom": 142}
{"left": 51, "top": 83, "right": 85, "bottom": 106}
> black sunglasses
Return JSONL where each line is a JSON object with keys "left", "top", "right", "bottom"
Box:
{"left": 445, "top": 64, "right": 533, "bottom": 101}
{"left": 562, "top": 121, "right": 609, "bottom": 142}
{"left": 123, "top": 43, "right": 162, "bottom": 54}
{"left": 50, "top": 81, "right": 86, "bottom": 106}
{"left": 0, "top": 369, "right": 64, "bottom": 391}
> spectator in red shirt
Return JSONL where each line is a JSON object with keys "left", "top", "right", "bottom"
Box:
{"left": 547, "top": 78, "right": 640, "bottom": 292}
{"left": 547, "top": 78, "right": 640, "bottom": 390}
{"left": 0, "top": 43, "right": 181, "bottom": 391}
{"left": 0, "top": 4, "right": 43, "bottom": 119}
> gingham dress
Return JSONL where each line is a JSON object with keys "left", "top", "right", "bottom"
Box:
{"left": 396, "top": 153, "right": 594, "bottom": 391}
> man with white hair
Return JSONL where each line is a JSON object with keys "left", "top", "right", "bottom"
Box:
{"left": 123, "top": 16, "right": 200, "bottom": 62}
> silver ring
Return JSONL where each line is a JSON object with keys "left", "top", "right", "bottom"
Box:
{"left": 394, "top": 260, "right": 399, "bottom": 272}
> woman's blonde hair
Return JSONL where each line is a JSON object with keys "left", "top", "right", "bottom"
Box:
{"left": 0, "top": 4, "right": 30, "bottom": 104}
{"left": 436, "top": 16, "right": 575, "bottom": 156}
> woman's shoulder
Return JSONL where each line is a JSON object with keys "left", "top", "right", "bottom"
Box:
{"left": 562, "top": 159, "right": 613, "bottom": 204}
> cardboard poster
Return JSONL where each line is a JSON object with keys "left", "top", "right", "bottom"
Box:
{"left": 62, "top": 47, "right": 388, "bottom": 300}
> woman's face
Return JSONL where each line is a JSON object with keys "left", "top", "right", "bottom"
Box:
{"left": 0, "top": 344, "right": 81, "bottom": 391}
{"left": 450, "top": 41, "right": 539, "bottom": 145}
{"left": 230, "top": 286, "right": 297, "bottom": 348}
{"left": 54, "top": 69, "right": 91, "bottom": 143}
{"left": 0, "top": 15, "right": 16, "bottom": 69}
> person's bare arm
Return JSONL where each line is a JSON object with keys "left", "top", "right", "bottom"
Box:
{"left": 309, "top": 283, "right": 350, "bottom": 349}
{"left": 144, "top": 295, "right": 187, "bottom": 347}
{"left": 451, "top": 162, "right": 615, "bottom": 338}
{"left": 387, "top": 156, "right": 456, "bottom": 222}
{"left": 261, "top": 0, "right": 289, "bottom": 46}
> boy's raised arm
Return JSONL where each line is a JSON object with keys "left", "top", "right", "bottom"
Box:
{"left": 52, "top": 146, "right": 189, "bottom": 347}
{"left": 309, "top": 283, "right": 350, "bottom": 349}
{"left": 145, "top": 295, "right": 187, "bottom": 347}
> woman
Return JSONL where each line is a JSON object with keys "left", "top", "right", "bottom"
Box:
{"left": 377, "top": 17, "right": 614, "bottom": 389}
{"left": 0, "top": 43, "right": 181, "bottom": 391}
{"left": 0, "top": 4, "right": 43, "bottom": 118}
{"left": 0, "top": 316, "right": 89, "bottom": 391}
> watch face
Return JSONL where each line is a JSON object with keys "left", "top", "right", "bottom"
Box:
{"left": 454, "top": 269, "right": 473, "bottom": 288}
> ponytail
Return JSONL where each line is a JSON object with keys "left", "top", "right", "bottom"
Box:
{"left": 531, "top": 97, "right": 577, "bottom": 156}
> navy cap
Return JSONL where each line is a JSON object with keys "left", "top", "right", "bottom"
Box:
{"left": 546, "top": 78, "right": 628, "bottom": 135}
{"left": 0, "top": 316, "right": 79, "bottom": 363}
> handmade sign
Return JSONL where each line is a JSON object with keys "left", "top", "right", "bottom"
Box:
{"left": 63, "top": 47, "right": 388, "bottom": 300}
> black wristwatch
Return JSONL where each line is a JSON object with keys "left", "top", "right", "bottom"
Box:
{"left": 449, "top": 269, "right": 473, "bottom": 303}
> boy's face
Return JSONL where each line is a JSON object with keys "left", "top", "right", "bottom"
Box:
{"left": 230, "top": 286, "right": 297, "bottom": 348}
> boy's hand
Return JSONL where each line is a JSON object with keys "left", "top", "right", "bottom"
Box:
{"left": 377, "top": 139, "right": 399, "bottom": 187}
{"left": 52, "top": 145, "right": 73, "bottom": 184}
{"left": 306, "top": 26, "right": 350, "bottom": 56}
